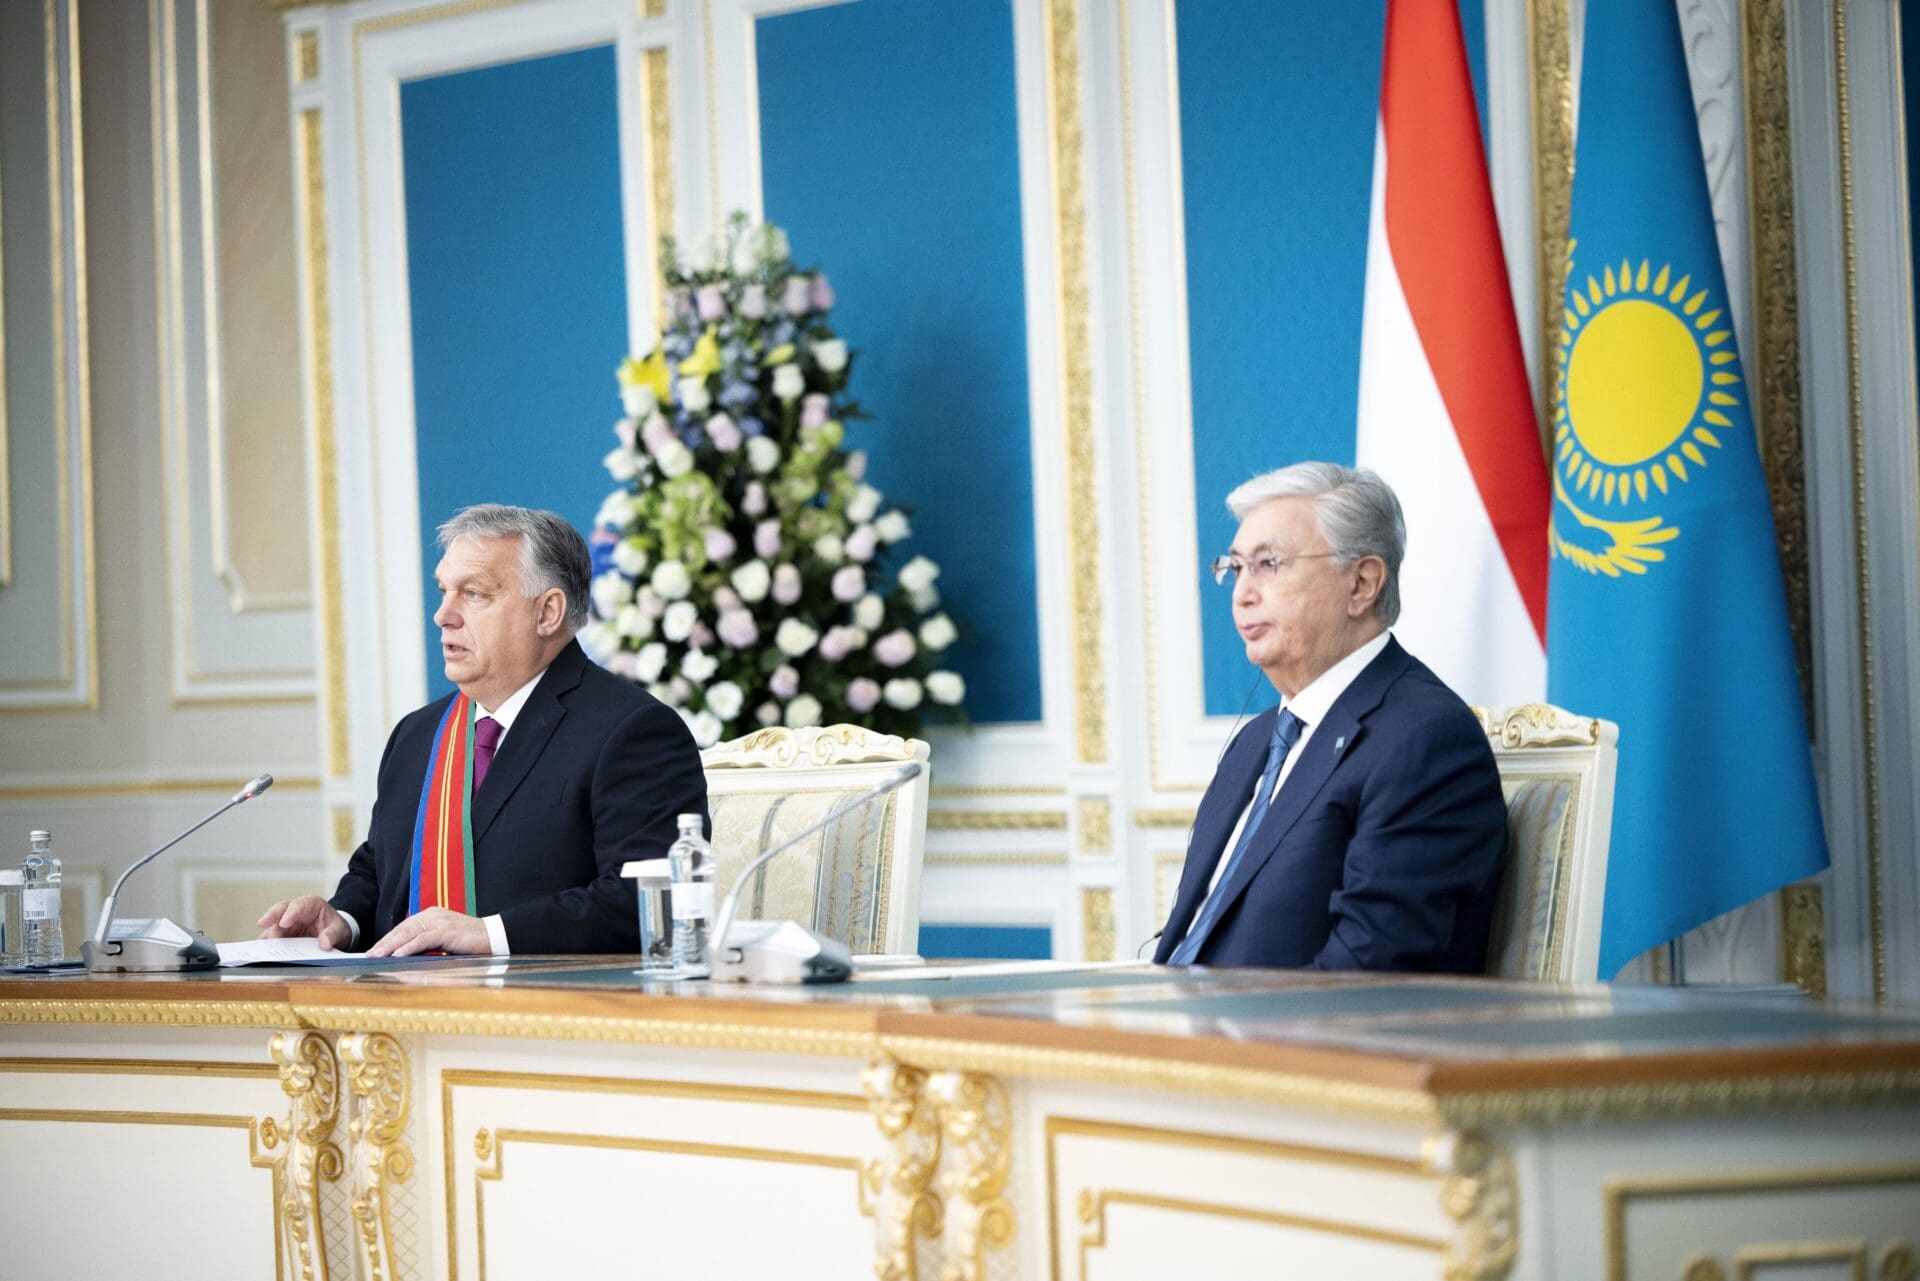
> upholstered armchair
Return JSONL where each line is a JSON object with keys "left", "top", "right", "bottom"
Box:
{"left": 700, "top": 724, "right": 931, "bottom": 957}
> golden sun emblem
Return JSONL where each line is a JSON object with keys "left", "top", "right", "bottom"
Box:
{"left": 1550, "top": 250, "right": 1740, "bottom": 577}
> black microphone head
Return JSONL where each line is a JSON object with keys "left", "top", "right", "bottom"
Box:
{"left": 234, "top": 773, "right": 274, "bottom": 803}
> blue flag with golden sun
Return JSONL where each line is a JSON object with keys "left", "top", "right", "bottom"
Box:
{"left": 1547, "top": 0, "right": 1826, "bottom": 976}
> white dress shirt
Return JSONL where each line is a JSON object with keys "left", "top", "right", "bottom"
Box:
{"left": 340, "top": 667, "right": 549, "bottom": 955}
{"left": 1200, "top": 630, "right": 1394, "bottom": 900}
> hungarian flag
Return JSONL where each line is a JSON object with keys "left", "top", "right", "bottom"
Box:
{"left": 1354, "top": 0, "right": 1549, "bottom": 707}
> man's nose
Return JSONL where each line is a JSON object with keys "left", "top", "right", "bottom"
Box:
{"left": 1233, "top": 572, "right": 1259, "bottom": 608}
{"left": 433, "top": 594, "right": 457, "bottom": 628}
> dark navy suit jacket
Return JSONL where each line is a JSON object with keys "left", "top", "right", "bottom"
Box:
{"left": 330, "top": 639, "right": 709, "bottom": 953}
{"left": 1154, "top": 637, "right": 1507, "bottom": 972}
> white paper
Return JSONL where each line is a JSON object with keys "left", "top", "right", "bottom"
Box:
{"left": 215, "top": 937, "right": 408, "bottom": 967}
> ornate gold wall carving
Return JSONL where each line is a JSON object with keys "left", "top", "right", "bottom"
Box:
{"left": 338, "top": 1031, "right": 413, "bottom": 1281}
{"left": 1080, "top": 887, "right": 1115, "bottom": 962}
{"left": 928, "top": 1070, "right": 1015, "bottom": 1280}
{"left": 267, "top": 1029, "right": 344, "bottom": 1281}
{"left": 865, "top": 1059, "right": 944, "bottom": 1281}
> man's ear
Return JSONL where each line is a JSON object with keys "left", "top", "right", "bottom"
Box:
{"left": 1349, "top": 557, "right": 1386, "bottom": 618}
{"left": 535, "top": 589, "right": 568, "bottom": 637}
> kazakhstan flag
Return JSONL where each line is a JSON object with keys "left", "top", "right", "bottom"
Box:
{"left": 1547, "top": 0, "right": 1826, "bottom": 976}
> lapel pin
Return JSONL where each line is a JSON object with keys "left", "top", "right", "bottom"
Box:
{"left": 1334, "top": 735, "right": 1347, "bottom": 752}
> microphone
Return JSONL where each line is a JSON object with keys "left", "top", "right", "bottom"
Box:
{"left": 82, "top": 773, "right": 275, "bottom": 973}
{"left": 708, "top": 761, "right": 922, "bottom": 984}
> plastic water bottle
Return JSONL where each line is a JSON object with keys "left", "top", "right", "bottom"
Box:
{"left": 22, "top": 830, "right": 63, "bottom": 965}
{"left": 668, "top": 814, "right": 713, "bottom": 978}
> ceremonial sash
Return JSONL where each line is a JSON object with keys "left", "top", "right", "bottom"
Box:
{"left": 409, "top": 694, "right": 480, "bottom": 917}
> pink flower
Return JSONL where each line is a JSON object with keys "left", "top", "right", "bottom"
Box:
{"left": 717, "top": 609, "right": 759, "bottom": 648}
{"left": 769, "top": 665, "right": 800, "bottom": 699}
{"left": 696, "top": 285, "right": 726, "bottom": 320}
{"left": 818, "top": 628, "right": 851, "bottom": 662}
{"left": 741, "top": 482, "right": 768, "bottom": 517}
{"left": 781, "top": 275, "right": 812, "bottom": 314}
{"left": 801, "top": 393, "right": 830, "bottom": 429}
{"left": 711, "top": 585, "right": 742, "bottom": 612}
{"left": 739, "top": 284, "right": 767, "bottom": 319}
{"left": 754, "top": 520, "right": 783, "bottom": 559}
{"left": 641, "top": 415, "right": 675, "bottom": 453}
{"left": 637, "top": 588, "right": 667, "bottom": 619}
{"left": 845, "top": 677, "right": 881, "bottom": 713}
{"left": 810, "top": 273, "right": 835, "bottom": 310}
{"left": 607, "top": 650, "right": 639, "bottom": 680}
{"left": 689, "top": 622, "right": 715, "bottom": 649}
{"left": 755, "top": 701, "right": 781, "bottom": 726}
{"left": 844, "top": 524, "right": 878, "bottom": 563}
{"left": 844, "top": 450, "right": 868, "bottom": 481}
{"left": 773, "top": 563, "right": 802, "bottom": 605}
{"left": 614, "top": 418, "right": 636, "bottom": 449}
{"left": 831, "top": 565, "right": 865, "bottom": 602}
{"left": 671, "top": 288, "right": 694, "bottom": 319}
{"left": 704, "top": 527, "right": 737, "bottom": 563}
{"left": 706, "top": 413, "right": 743, "bottom": 453}
{"left": 874, "top": 628, "right": 917, "bottom": 668}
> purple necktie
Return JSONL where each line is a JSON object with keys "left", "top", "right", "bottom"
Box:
{"left": 473, "top": 716, "right": 502, "bottom": 792}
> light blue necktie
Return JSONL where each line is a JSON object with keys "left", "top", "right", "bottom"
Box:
{"left": 1168, "top": 709, "right": 1304, "bottom": 965}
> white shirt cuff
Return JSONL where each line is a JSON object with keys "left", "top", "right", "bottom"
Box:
{"left": 337, "top": 910, "right": 361, "bottom": 948}
{"left": 483, "top": 913, "right": 510, "bottom": 956}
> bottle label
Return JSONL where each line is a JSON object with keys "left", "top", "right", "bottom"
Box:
{"left": 22, "top": 888, "right": 56, "bottom": 920}
{"left": 671, "top": 881, "right": 714, "bottom": 922}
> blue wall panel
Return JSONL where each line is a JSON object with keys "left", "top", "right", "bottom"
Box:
{"left": 757, "top": 0, "right": 1042, "bottom": 725}
{"left": 401, "top": 47, "right": 627, "bottom": 700}
{"left": 1179, "top": 1, "right": 1486, "bottom": 715}
{"left": 918, "top": 924, "right": 1053, "bottom": 961}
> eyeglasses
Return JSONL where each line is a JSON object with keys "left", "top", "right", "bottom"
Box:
{"left": 1209, "top": 551, "right": 1337, "bottom": 586}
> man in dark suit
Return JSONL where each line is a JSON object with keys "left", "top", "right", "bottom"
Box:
{"left": 259, "top": 504, "right": 707, "bottom": 955}
{"left": 1155, "top": 464, "right": 1508, "bottom": 972}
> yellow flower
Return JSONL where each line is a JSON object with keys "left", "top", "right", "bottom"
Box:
{"left": 765, "top": 343, "right": 795, "bottom": 366}
{"left": 617, "top": 350, "right": 671, "bottom": 403}
{"left": 678, "top": 326, "right": 723, "bottom": 378}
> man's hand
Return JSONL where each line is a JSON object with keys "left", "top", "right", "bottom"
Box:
{"left": 257, "top": 895, "right": 352, "bottom": 950}
{"left": 367, "top": 907, "right": 491, "bottom": 958}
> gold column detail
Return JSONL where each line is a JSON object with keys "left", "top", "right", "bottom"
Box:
{"left": 863, "top": 1059, "right": 944, "bottom": 1281}
{"left": 1040, "top": 0, "right": 1108, "bottom": 764}
{"left": 1525, "top": 0, "right": 1574, "bottom": 423}
{"left": 1080, "top": 888, "right": 1115, "bottom": 963}
{"left": 267, "top": 1030, "right": 344, "bottom": 1281}
{"left": 640, "top": 44, "right": 674, "bottom": 327}
{"left": 1426, "top": 1130, "right": 1517, "bottom": 1281}
{"left": 927, "top": 1070, "right": 1014, "bottom": 1281}
{"left": 339, "top": 1032, "right": 414, "bottom": 1281}
{"left": 1779, "top": 882, "right": 1827, "bottom": 996}
{"left": 295, "top": 31, "right": 319, "bottom": 84}
{"left": 1076, "top": 797, "right": 1111, "bottom": 854}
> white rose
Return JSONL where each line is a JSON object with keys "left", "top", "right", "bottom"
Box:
{"left": 925, "top": 671, "right": 965, "bottom": 705}
{"left": 655, "top": 439, "right": 695, "bottom": 478}
{"left": 730, "top": 229, "right": 762, "bottom": 276}
{"left": 853, "top": 593, "right": 885, "bottom": 631}
{"left": 676, "top": 377, "right": 711, "bottom": 414}
{"left": 635, "top": 642, "right": 669, "bottom": 683}
{"left": 909, "top": 586, "right": 940, "bottom": 614}
{"left": 918, "top": 613, "right": 957, "bottom": 651}
{"left": 898, "top": 555, "right": 940, "bottom": 594}
{"left": 682, "top": 231, "right": 717, "bottom": 274}
{"left": 770, "top": 227, "right": 791, "bottom": 262}
{"left": 603, "top": 446, "right": 640, "bottom": 482}
{"left": 651, "top": 560, "right": 692, "bottom": 601}
{"left": 612, "top": 540, "right": 648, "bottom": 576}
{"left": 687, "top": 710, "right": 724, "bottom": 748}
{"left": 784, "top": 694, "right": 823, "bottom": 728}
{"left": 775, "top": 618, "right": 819, "bottom": 657}
{"left": 845, "top": 484, "right": 882, "bottom": 524}
{"left": 883, "top": 678, "right": 923, "bottom": 710}
{"left": 591, "top": 571, "right": 634, "bottom": 617}
{"left": 811, "top": 338, "right": 848, "bottom": 373}
{"left": 662, "top": 600, "right": 699, "bottom": 643}
{"left": 771, "top": 363, "right": 805, "bottom": 402}
{"left": 746, "top": 436, "right": 782, "bottom": 475}
{"left": 615, "top": 604, "right": 653, "bottom": 640}
{"left": 579, "top": 620, "right": 618, "bottom": 661}
{"left": 874, "top": 510, "right": 910, "bottom": 543}
{"left": 705, "top": 680, "right": 744, "bottom": 720}
{"left": 680, "top": 648, "right": 718, "bottom": 684}
{"left": 731, "top": 559, "right": 772, "bottom": 603}
{"left": 597, "top": 490, "right": 636, "bottom": 529}
{"left": 813, "top": 534, "right": 844, "bottom": 565}
{"left": 621, "top": 383, "right": 657, "bottom": 419}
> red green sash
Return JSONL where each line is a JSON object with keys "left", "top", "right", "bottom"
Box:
{"left": 408, "top": 694, "right": 479, "bottom": 917}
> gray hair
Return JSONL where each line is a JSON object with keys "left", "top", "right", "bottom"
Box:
{"left": 1225, "top": 463, "right": 1406, "bottom": 626}
{"left": 437, "top": 504, "right": 590, "bottom": 633}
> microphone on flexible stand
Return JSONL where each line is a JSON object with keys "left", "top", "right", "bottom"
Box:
{"left": 709, "top": 762, "right": 922, "bottom": 984}
{"left": 82, "top": 773, "right": 275, "bottom": 973}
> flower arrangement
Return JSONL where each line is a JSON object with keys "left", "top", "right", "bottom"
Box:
{"left": 580, "top": 214, "right": 966, "bottom": 748}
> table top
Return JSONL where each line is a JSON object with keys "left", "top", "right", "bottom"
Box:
{"left": 6, "top": 959, "right": 1918, "bottom": 1126}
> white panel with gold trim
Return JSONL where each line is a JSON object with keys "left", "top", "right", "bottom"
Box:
{"left": 0, "top": 0, "right": 97, "bottom": 713}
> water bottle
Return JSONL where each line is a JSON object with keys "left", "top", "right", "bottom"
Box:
{"left": 0, "top": 869, "right": 24, "bottom": 968}
{"left": 22, "top": 830, "right": 64, "bottom": 965}
{"left": 667, "top": 813, "right": 714, "bottom": 978}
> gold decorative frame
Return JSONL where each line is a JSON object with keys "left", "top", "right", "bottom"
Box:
{"left": 1080, "top": 887, "right": 1115, "bottom": 962}
{"left": 703, "top": 722, "right": 922, "bottom": 769}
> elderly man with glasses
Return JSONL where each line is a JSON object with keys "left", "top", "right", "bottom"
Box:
{"left": 1154, "top": 463, "right": 1509, "bottom": 972}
